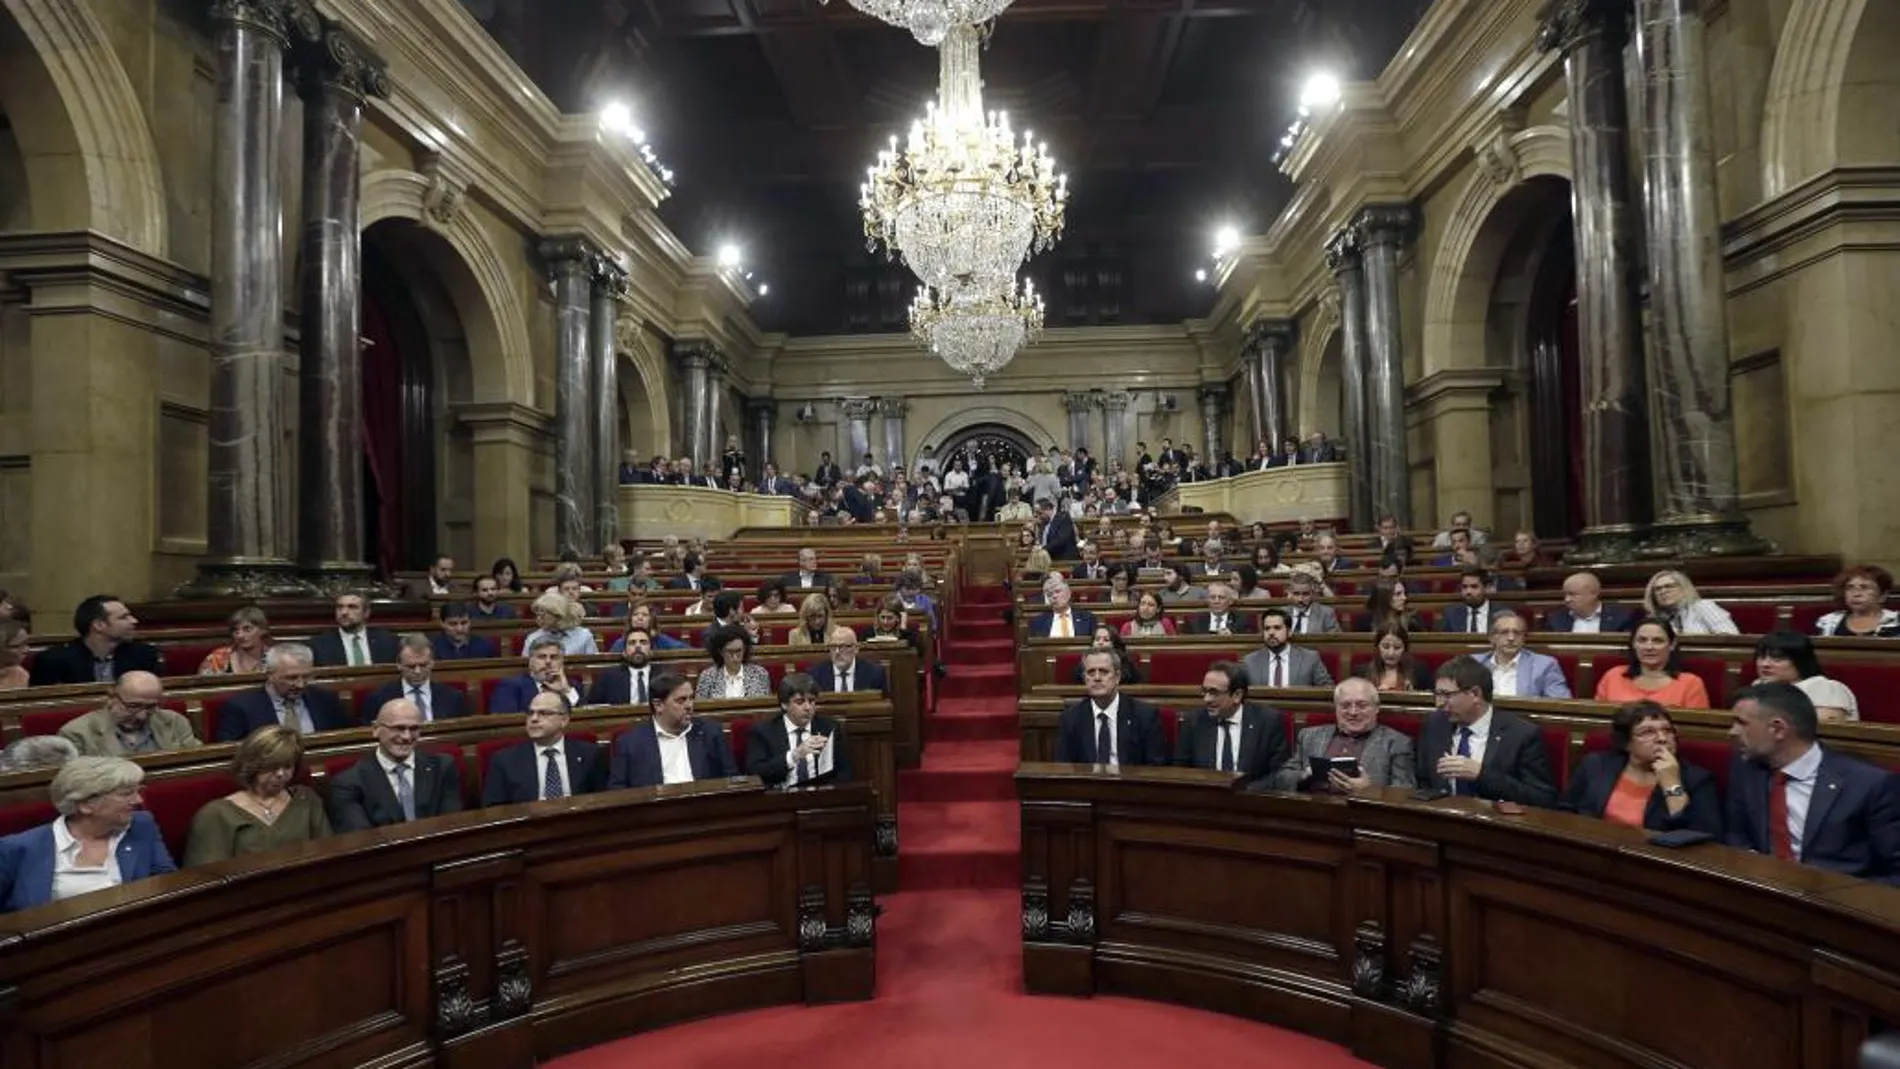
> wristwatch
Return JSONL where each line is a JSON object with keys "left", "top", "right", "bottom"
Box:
{"left": 1662, "top": 785, "right": 1687, "bottom": 798}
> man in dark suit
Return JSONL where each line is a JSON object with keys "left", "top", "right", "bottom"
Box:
{"left": 326, "top": 696, "right": 463, "bottom": 830}
{"left": 666, "top": 552, "right": 707, "bottom": 591}
{"left": 746, "top": 672, "right": 854, "bottom": 787}
{"left": 778, "top": 547, "right": 836, "bottom": 594}
{"left": 1070, "top": 541, "right": 1109, "bottom": 582}
{"left": 491, "top": 637, "right": 583, "bottom": 714}
{"left": 1415, "top": 656, "right": 1557, "bottom": 806}
{"left": 1726, "top": 682, "right": 1900, "bottom": 883}
{"left": 400, "top": 555, "right": 463, "bottom": 600}
{"left": 1054, "top": 648, "right": 1168, "bottom": 767}
{"left": 307, "top": 593, "right": 400, "bottom": 668}
{"left": 1180, "top": 580, "right": 1257, "bottom": 636}
{"left": 813, "top": 451, "right": 842, "bottom": 487}
{"left": 808, "top": 625, "right": 890, "bottom": 696}
{"left": 1174, "top": 661, "right": 1287, "bottom": 788}
{"left": 840, "top": 480, "right": 876, "bottom": 524}
{"left": 1300, "top": 432, "right": 1339, "bottom": 463}
{"left": 608, "top": 669, "right": 736, "bottom": 788}
{"left": 1436, "top": 568, "right": 1520, "bottom": 635}
{"left": 364, "top": 634, "right": 469, "bottom": 723}
{"left": 1035, "top": 498, "right": 1078, "bottom": 560}
{"left": 756, "top": 463, "right": 796, "bottom": 496}
{"left": 27, "top": 594, "right": 163, "bottom": 687}
{"left": 1028, "top": 575, "right": 1097, "bottom": 639}
{"left": 431, "top": 602, "right": 499, "bottom": 661}
{"left": 585, "top": 626, "right": 656, "bottom": 707}
{"left": 214, "top": 642, "right": 351, "bottom": 741}
{"left": 1543, "top": 572, "right": 1640, "bottom": 633}
{"left": 482, "top": 690, "right": 607, "bottom": 805}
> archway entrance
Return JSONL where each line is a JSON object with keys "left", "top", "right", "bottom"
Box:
{"left": 938, "top": 423, "right": 1037, "bottom": 478}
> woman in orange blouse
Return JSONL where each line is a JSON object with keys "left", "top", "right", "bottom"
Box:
{"left": 1593, "top": 619, "right": 1711, "bottom": 708}
{"left": 197, "top": 606, "right": 272, "bottom": 675}
{"left": 1559, "top": 701, "right": 1721, "bottom": 833}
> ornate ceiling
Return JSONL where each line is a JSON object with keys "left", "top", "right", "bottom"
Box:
{"left": 464, "top": 0, "right": 1430, "bottom": 335}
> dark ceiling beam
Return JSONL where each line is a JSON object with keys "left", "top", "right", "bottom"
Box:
{"left": 729, "top": 0, "right": 862, "bottom": 127}
{"left": 1132, "top": 0, "right": 1195, "bottom": 114}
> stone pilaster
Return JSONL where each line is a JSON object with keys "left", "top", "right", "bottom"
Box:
{"left": 1249, "top": 319, "right": 1298, "bottom": 454}
{"left": 540, "top": 236, "right": 597, "bottom": 559}
{"left": 1356, "top": 204, "right": 1417, "bottom": 528}
{"left": 840, "top": 398, "right": 877, "bottom": 466}
{"left": 1063, "top": 392, "right": 1094, "bottom": 454}
{"left": 1325, "top": 226, "right": 1374, "bottom": 531}
{"left": 748, "top": 398, "right": 778, "bottom": 471}
{"left": 675, "top": 342, "right": 713, "bottom": 469}
{"left": 590, "top": 255, "right": 628, "bottom": 551}
{"left": 704, "top": 353, "right": 731, "bottom": 471}
{"left": 878, "top": 396, "right": 910, "bottom": 475}
{"left": 1198, "top": 384, "right": 1226, "bottom": 464}
{"left": 1098, "top": 391, "right": 1130, "bottom": 469}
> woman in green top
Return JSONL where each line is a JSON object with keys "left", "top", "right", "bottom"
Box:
{"left": 183, "top": 725, "right": 331, "bottom": 867}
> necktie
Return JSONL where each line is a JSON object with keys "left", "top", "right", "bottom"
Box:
{"left": 1055, "top": 614, "right": 1070, "bottom": 639}
{"left": 1213, "top": 615, "right": 1226, "bottom": 634}
{"left": 794, "top": 727, "right": 811, "bottom": 784}
{"left": 393, "top": 762, "right": 415, "bottom": 820}
{"left": 1469, "top": 608, "right": 1481, "bottom": 634}
{"left": 1219, "top": 721, "right": 1235, "bottom": 772}
{"left": 1769, "top": 771, "right": 1794, "bottom": 860}
{"left": 351, "top": 633, "right": 367, "bottom": 666}
{"left": 841, "top": 670, "right": 853, "bottom": 693}
{"left": 1294, "top": 610, "right": 1307, "bottom": 634}
{"left": 542, "top": 749, "right": 564, "bottom": 800}
{"left": 410, "top": 685, "right": 429, "bottom": 721}
{"left": 1095, "top": 712, "right": 1112, "bottom": 765}
{"left": 635, "top": 669, "right": 647, "bottom": 704}
{"left": 1272, "top": 654, "right": 1284, "bottom": 689}
{"left": 1454, "top": 727, "right": 1473, "bottom": 796}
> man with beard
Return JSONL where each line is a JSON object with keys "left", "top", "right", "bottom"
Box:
{"left": 586, "top": 626, "right": 657, "bottom": 706}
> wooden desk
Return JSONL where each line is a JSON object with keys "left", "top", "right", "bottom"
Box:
{"left": 0, "top": 778, "right": 876, "bottom": 1069}
{"left": 1017, "top": 765, "right": 1900, "bottom": 1069}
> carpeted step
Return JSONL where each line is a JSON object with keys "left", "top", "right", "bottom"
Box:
{"left": 926, "top": 702, "right": 1019, "bottom": 743}
{"left": 897, "top": 802, "right": 1020, "bottom": 890}
{"left": 939, "top": 669, "right": 1018, "bottom": 700}
{"left": 899, "top": 739, "right": 1018, "bottom": 802}
{"left": 955, "top": 637, "right": 1017, "bottom": 658}
{"left": 957, "top": 585, "right": 1013, "bottom": 605}
{"left": 952, "top": 619, "right": 1015, "bottom": 642}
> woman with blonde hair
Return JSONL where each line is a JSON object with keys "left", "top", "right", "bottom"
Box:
{"left": 522, "top": 590, "right": 599, "bottom": 656}
{"left": 1642, "top": 570, "right": 1738, "bottom": 635}
{"left": 183, "top": 725, "right": 331, "bottom": 866}
{"left": 198, "top": 605, "right": 273, "bottom": 675}
{"left": 1022, "top": 547, "right": 1054, "bottom": 582}
{"left": 787, "top": 593, "right": 833, "bottom": 647}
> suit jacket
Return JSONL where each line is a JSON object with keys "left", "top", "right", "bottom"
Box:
{"left": 481, "top": 738, "right": 608, "bottom": 806}
{"left": 1179, "top": 611, "right": 1258, "bottom": 636}
{"left": 585, "top": 664, "right": 657, "bottom": 707}
{"left": 1053, "top": 695, "right": 1168, "bottom": 767}
{"left": 1415, "top": 708, "right": 1558, "bottom": 806}
{"left": 0, "top": 811, "right": 176, "bottom": 914}
{"left": 307, "top": 627, "right": 401, "bottom": 668}
{"left": 1474, "top": 650, "right": 1573, "bottom": 699}
{"left": 489, "top": 675, "right": 582, "bottom": 715}
{"left": 1284, "top": 603, "right": 1341, "bottom": 635}
{"left": 326, "top": 750, "right": 464, "bottom": 831}
{"left": 809, "top": 658, "right": 889, "bottom": 696}
{"left": 1173, "top": 703, "right": 1288, "bottom": 786}
{"left": 757, "top": 475, "right": 796, "bottom": 496}
{"left": 745, "top": 714, "right": 854, "bottom": 787}
{"left": 1435, "top": 603, "right": 1524, "bottom": 635}
{"left": 1039, "top": 513, "right": 1079, "bottom": 559}
{"left": 1267, "top": 724, "right": 1418, "bottom": 792}
{"left": 1725, "top": 747, "right": 1900, "bottom": 883}
{"left": 58, "top": 708, "right": 202, "bottom": 756}
{"left": 841, "top": 485, "right": 876, "bottom": 523}
{"left": 432, "top": 634, "right": 500, "bottom": 661}
{"left": 665, "top": 574, "right": 705, "bottom": 591}
{"left": 1543, "top": 604, "right": 1641, "bottom": 633}
{"left": 608, "top": 720, "right": 735, "bottom": 789}
{"left": 400, "top": 577, "right": 465, "bottom": 601}
{"left": 26, "top": 639, "right": 164, "bottom": 687}
{"left": 363, "top": 680, "right": 469, "bottom": 723}
{"left": 814, "top": 462, "right": 842, "bottom": 486}
{"left": 1301, "top": 441, "right": 1340, "bottom": 463}
{"left": 778, "top": 571, "right": 837, "bottom": 593}
{"left": 215, "top": 686, "right": 351, "bottom": 742}
{"left": 1070, "top": 562, "right": 1111, "bottom": 582}
{"left": 1562, "top": 750, "right": 1722, "bottom": 834}
{"left": 1029, "top": 608, "right": 1098, "bottom": 639}
{"left": 1241, "top": 645, "right": 1334, "bottom": 689}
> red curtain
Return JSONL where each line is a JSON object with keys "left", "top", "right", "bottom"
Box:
{"left": 360, "top": 291, "right": 404, "bottom": 578}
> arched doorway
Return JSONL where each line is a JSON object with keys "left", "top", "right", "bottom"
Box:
{"left": 938, "top": 424, "right": 1038, "bottom": 477}
{"left": 1312, "top": 334, "right": 1343, "bottom": 444}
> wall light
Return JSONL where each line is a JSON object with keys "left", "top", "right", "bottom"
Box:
{"left": 716, "top": 244, "right": 742, "bottom": 269}
{"left": 1299, "top": 71, "right": 1343, "bottom": 112}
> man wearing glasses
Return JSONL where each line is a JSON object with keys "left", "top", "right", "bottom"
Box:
{"left": 809, "top": 626, "right": 887, "bottom": 696}
{"left": 1415, "top": 656, "right": 1557, "bottom": 806}
{"left": 58, "top": 671, "right": 201, "bottom": 756}
{"left": 1172, "top": 662, "right": 1286, "bottom": 788}
{"left": 326, "top": 698, "right": 463, "bottom": 830}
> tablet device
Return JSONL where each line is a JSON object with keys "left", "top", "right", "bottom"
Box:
{"left": 1308, "top": 756, "right": 1363, "bottom": 781}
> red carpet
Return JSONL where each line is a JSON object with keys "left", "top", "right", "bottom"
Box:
{"left": 548, "top": 583, "right": 1374, "bottom": 1069}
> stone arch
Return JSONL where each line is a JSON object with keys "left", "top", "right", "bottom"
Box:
{"left": 614, "top": 314, "right": 672, "bottom": 458}
{"left": 1420, "top": 125, "right": 1573, "bottom": 376}
{"left": 915, "top": 406, "right": 1059, "bottom": 454}
{"left": 1297, "top": 292, "right": 1342, "bottom": 438}
{"left": 0, "top": 0, "right": 166, "bottom": 254}
{"left": 360, "top": 169, "right": 533, "bottom": 405}
{"left": 1761, "top": 0, "right": 1900, "bottom": 197}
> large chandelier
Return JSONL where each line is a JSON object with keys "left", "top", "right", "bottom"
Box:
{"left": 909, "top": 277, "right": 1044, "bottom": 389}
{"left": 824, "top": 0, "right": 1014, "bottom": 46}
{"left": 860, "top": 23, "right": 1067, "bottom": 298}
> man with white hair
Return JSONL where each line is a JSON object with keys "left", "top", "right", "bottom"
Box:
{"left": 215, "top": 643, "right": 349, "bottom": 741}
{"left": 1029, "top": 575, "right": 1097, "bottom": 639}
{"left": 0, "top": 755, "right": 175, "bottom": 911}
{"left": 0, "top": 735, "right": 78, "bottom": 774}
{"left": 1268, "top": 677, "right": 1418, "bottom": 793}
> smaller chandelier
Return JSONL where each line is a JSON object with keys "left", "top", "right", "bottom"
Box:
{"left": 909, "top": 278, "right": 1044, "bottom": 389}
{"left": 820, "top": 0, "right": 1015, "bottom": 46}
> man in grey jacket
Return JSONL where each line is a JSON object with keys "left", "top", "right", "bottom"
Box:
{"left": 58, "top": 671, "right": 202, "bottom": 756}
{"left": 1266, "top": 677, "right": 1417, "bottom": 792}
{"left": 1284, "top": 569, "right": 1340, "bottom": 634}
{"left": 1242, "top": 609, "right": 1335, "bottom": 691}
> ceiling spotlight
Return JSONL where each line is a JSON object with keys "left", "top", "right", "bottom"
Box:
{"left": 1194, "top": 268, "right": 1207, "bottom": 283}
{"left": 758, "top": 283, "right": 771, "bottom": 296}
{"left": 1213, "top": 224, "right": 1240, "bottom": 256}
{"left": 716, "top": 244, "right": 742, "bottom": 269}
{"left": 1299, "top": 71, "right": 1343, "bottom": 112}
{"left": 600, "top": 101, "right": 636, "bottom": 137}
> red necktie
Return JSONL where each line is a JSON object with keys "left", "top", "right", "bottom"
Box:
{"left": 1769, "top": 771, "right": 1794, "bottom": 860}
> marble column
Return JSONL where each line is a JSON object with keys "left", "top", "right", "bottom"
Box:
{"left": 1357, "top": 205, "right": 1416, "bottom": 528}
{"left": 704, "top": 356, "right": 730, "bottom": 471}
{"left": 1198, "top": 385, "right": 1226, "bottom": 464}
{"left": 1063, "top": 392, "right": 1094, "bottom": 454}
{"left": 541, "top": 237, "right": 596, "bottom": 559}
{"left": 1099, "top": 391, "right": 1130, "bottom": 469}
{"left": 292, "top": 20, "right": 386, "bottom": 593}
{"left": 1631, "top": 0, "right": 1768, "bottom": 557}
{"left": 1240, "top": 337, "right": 1267, "bottom": 454}
{"left": 1252, "top": 319, "right": 1297, "bottom": 451}
{"left": 840, "top": 398, "right": 876, "bottom": 466}
{"left": 183, "top": 0, "right": 311, "bottom": 597}
{"left": 590, "top": 255, "right": 628, "bottom": 551}
{"left": 1540, "top": 0, "right": 1654, "bottom": 562}
{"left": 748, "top": 399, "right": 777, "bottom": 471}
{"left": 879, "top": 397, "right": 909, "bottom": 474}
{"left": 1325, "top": 226, "right": 1375, "bottom": 530}
{"left": 676, "top": 343, "right": 712, "bottom": 469}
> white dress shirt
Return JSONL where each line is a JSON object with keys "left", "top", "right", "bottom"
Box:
{"left": 1465, "top": 602, "right": 1492, "bottom": 635}
{"left": 50, "top": 816, "right": 125, "bottom": 902}
{"left": 795, "top": 571, "right": 817, "bottom": 588}
{"left": 407, "top": 682, "right": 434, "bottom": 721}
{"left": 1778, "top": 743, "right": 1824, "bottom": 860}
{"left": 537, "top": 679, "right": 582, "bottom": 706}
{"left": 1261, "top": 649, "right": 1287, "bottom": 688}
{"left": 1454, "top": 709, "right": 1494, "bottom": 771}
{"left": 1092, "top": 694, "right": 1121, "bottom": 770}
{"left": 655, "top": 723, "right": 696, "bottom": 785}
{"left": 339, "top": 628, "right": 371, "bottom": 666}
{"left": 720, "top": 669, "right": 749, "bottom": 699}
{"left": 1049, "top": 611, "right": 1076, "bottom": 639}
{"left": 537, "top": 740, "right": 571, "bottom": 800}
{"left": 781, "top": 715, "right": 836, "bottom": 779}
{"left": 1568, "top": 611, "right": 1603, "bottom": 634}
{"left": 375, "top": 748, "right": 419, "bottom": 819}
{"left": 834, "top": 662, "right": 857, "bottom": 692}
{"left": 1490, "top": 656, "right": 1520, "bottom": 699}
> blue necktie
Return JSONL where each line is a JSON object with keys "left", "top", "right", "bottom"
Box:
{"left": 1454, "top": 726, "right": 1473, "bottom": 796}
{"left": 1095, "top": 712, "right": 1112, "bottom": 765}
{"left": 394, "top": 762, "right": 415, "bottom": 820}
{"left": 542, "top": 749, "right": 564, "bottom": 799}
{"left": 1219, "top": 721, "right": 1235, "bottom": 772}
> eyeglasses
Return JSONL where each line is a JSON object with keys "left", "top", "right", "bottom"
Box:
{"left": 1432, "top": 689, "right": 1464, "bottom": 701}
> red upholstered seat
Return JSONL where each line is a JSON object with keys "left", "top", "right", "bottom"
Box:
{"left": 1550, "top": 653, "right": 1583, "bottom": 695}
{"left": 1318, "top": 649, "right": 1346, "bottom": 684}
{"left": 141, "top": 772, "right": 238, "bottom": 860}
{"left": 18, "top": 699, "right": 196, "bottom": 739}
{"left": 0, "top": 800, "right": 56, "bottom": 838}
{"left": 161, "top": 641, "right": 224, "bottom": 678}
{"left": 1414, "top": 649, "right": 1458, "bottom": 678}
{"left": 1679, "top": 656, "right": 1731, "bottom": 705}
{"left": 1149, "top": 650, "right": 1238, "bottom": 686}
{"left": 475, "top": 730, "right": 600, "bottom": 777}
{"left": 1415, "top": 609, "right": 1439, "bottom": 630}
{"left": 1053, "top": 653, "right": 1084, "bottom": 685}
{"left": 599, "top": 629, "right": 624, "bottom": 650}
{"left": 1540, "top": 726, "right": 1574, "bottom": 791}
{"left": 479, "top": 677, "right": 505, "bottom": 715}
{"left": 727, "top": 720, "right": 752, "bottom": 767}
{"left": 1380, "top": 710, "right": 1424, "bottom": 738}
{"left": 1787, "top": 603, "right": 1831, "bottom": 634}
{"left": 1819, "top": 662, "right": 1896, "bottom": 724}
{"left": 1157, "top": 707, "right": 1179, "bottom": 752}
{"left": 763, "top": 661, "right": 787, "bottom": 687}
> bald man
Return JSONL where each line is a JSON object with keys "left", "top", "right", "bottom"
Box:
{"left": 326, "top": 698, "right": 463, "bottom": 831}
{"left": 1544, "top": 573, "right": 1640, "bottom": 633}
{"left": 58, "top": 671, "right": 201, "bottom": 756}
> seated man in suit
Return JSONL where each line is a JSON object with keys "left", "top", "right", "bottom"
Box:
{"left": 809, "top": 625, "right": 888, "bottom": 695}
{"left": 470, "top": 576, "right": 519, "bottom": 620}
{"left": 1173, "top": 661, "right": 1287, "bottom": 788}
{"left": 778, "top": 547, "right": 835, "bottom": 594}
{"left": 1725, "top": 682, "right": 1899, "bottom": 883}
{"left": 1242, "top": 609, "right": 1335, "bottom": 690}
{"left": 1070, "top": 540, "right": 1109, "bottom": 582}
{"left": 1284, "top": 570, "right": 1340, "bottom": 634}
{"left": 431, "top": 602, "right": 499, "bottom": 661}
{"left": 365, "top": 634, "right": 469, "bottom": 723}
{"left": 402, "top": 554, "right": 462, "bottom": 600}
{"left": 1196, "top": 538, "right": 1229, "bottom": 581}
{"left": 481, "top": 690, "right": 607, "bottom": 805}
{"left": 1268, "top": 677, "right": 1418, "bottom": 793}
{"left": 585, "top": 626, "right": 657, "bottom": 706}
{"left": 1436, "top": 568, "right": 1519, "bottom": 635}
{"left": 1415, "top": 655, "right": 1557, "bottom": 806}
{"left": 490, "top": 636, "right": 583, "bottom": 714}
{"left": 1472, "top": 612, "right": 1571, "bottom": 699}
{"left": 1312, "top": 533, "right": 1356, "bottom": 572}
{"left": 27, "top": 593, "right": 163, "bottom": 687}
{"left": 667, "top": 552, "right": 708, "bottom": 591}
{"left": 1053, "top": 649, "right": 1168, "bottom": 768}
{"left": 59, "top": 670, "right": 201, "bottom": 756}
{"left": 309, "top": 593, "right": 400, "bottom": 668}
{"left": 1181, "top": 580, "right": 1257, "bottom": 636}
{"left": 1029, "top": 575, "right": 1097, "bottom": 639}
{"left": 1545, "top": 572, "right": 1640, "bottom": 633}
{"left": 608, "top": 669, "right": 736, "bottom": 788}
{"left": 1430, "top": 527, "right": 1479, "bottom": 568}
{"left": 745, "top": 672, "right": 854, "bottom": 788}
{"left": 215, "top": 642, "right": 350, "bottom": 741}
{"left": 326, "top": 697, "right": 462, "bottom": 831}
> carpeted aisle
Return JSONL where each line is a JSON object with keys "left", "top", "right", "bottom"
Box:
{"left": 549, "top": 582, "right": 1376, "bottom": 1069}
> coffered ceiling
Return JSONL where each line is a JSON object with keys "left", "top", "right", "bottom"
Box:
{"left": 464, "top": 0, "right": 1430, "bottom": 335}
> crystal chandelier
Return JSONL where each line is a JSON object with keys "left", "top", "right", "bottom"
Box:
{"left": 909, "top": 277, "right": 1044, "bottom": 389}
{"left": 860, "top": 23, "right": 1067, "bottom": 299}
{"left": 824, "top": 0, "right": 1015, "bottom": 46}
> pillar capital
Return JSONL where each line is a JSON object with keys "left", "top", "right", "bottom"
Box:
{"left": 674, "top": 339, "right": 719, "bottom": 370}
{"left": 746, "top": 397, "right": 778, "bottom": 418}
{"left": 1197, "top": 384, "right": 1227, "bottom": 408}
{"left": 292, "top": 18, "right": 390, "bottom": 101}
{"left": 1097, "top": 390, "right": 1131, "bottom": 412}
{"left": 209, "top": 0, "right": 296, "bottom": 43}
{"left": 839, "top": 397, "right": 878, "bottom": 422}
{"left": 1354, "top": 204, "right": 1418, "bottom": 250}
{"left": 1246, "top": 318, "right": 1299, "bottom": 354}
{"left": 539, "top": 236, "right": 602, "bottom": 273}
{"left": 1536, "top": 0, "right": 1631, "bottom": 55}
{"left": 1323, "top": 226, "right": 1363, "bottom": 274}
{"left": 877, "top": 396, "right": 910, "bottom": 418}
{"left": 1062, "top": 391, "right": 1096, "bottom": 414}
{"left": 590, "top": 253, "right": 630, "bottom": 295}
